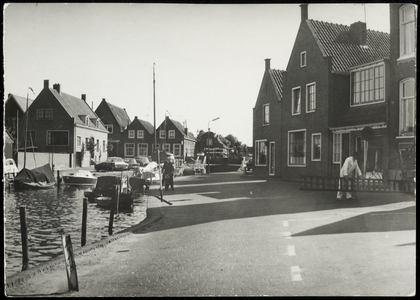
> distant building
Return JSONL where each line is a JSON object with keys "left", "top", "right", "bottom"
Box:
{"left": 95, "top": 98, "right": 131, "bottom": 157}
{"left": 156, "top": 116, "right": 196, "bottom": 159}
{"left": 197, "top": 131, "right": 230, "bottom": 159}
{"left": 122, "top": 116, "right": 154, "bottom": 158}
{"left": 18, "top": 80, "right": 109, "bottom": 168}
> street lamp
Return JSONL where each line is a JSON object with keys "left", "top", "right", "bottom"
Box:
{"left": 207, "top": 117, "right": 220, "bottom": 174}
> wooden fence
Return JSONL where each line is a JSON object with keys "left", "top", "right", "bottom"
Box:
{"left": 301, "top": 176, "right": 414, "bottom": 194}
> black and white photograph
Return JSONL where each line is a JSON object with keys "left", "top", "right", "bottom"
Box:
{"left": 4, "top": 2, "right": 416, "bottom": 297}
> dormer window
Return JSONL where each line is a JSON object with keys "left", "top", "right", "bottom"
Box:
{"left": 399, "top": 4, "right": 416, "bottom": 59}
{"left": 300, "top": 51, "right": 306, "bottom": 67}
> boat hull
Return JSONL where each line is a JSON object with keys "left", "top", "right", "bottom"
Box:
{"left": 13, "top": 180, "right": 55, "bottom": 190}
{"left": 62, "top": 176, "right": 97, "bottom": 186}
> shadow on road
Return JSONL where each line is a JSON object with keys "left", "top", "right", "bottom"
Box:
{"left": 291, "top": 206, "right": 416, "bottom": 237}
{"left": 136, "top": 173, "right": 415, "bottom": 236}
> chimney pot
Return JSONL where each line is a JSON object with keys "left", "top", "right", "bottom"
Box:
{"left": 135, "top": 116, "right": 138, "bottom": 119}
{"left": 300, "top": 4, "right": 308, "bottom": 21}
{"left": 44, "top": 80, "right": 49, "bottom": 89}
{"left": 265, "top": 58, "right": 271, "bottom": 70}
{"left": 53, "top": 83, "right": 60, "bottom": 94}
{"left": 81, "top": 94, "right": 86, "bottom": 101}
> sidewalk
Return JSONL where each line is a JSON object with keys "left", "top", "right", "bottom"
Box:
{"left": 5, "top": 173, "right": 416, "bottom": 297}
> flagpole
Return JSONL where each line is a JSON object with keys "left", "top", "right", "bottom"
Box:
{"left": 153, "top": 63, "right": 163, "bottom": 197}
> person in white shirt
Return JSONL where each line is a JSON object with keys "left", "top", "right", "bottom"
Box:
{"left": 337, "top": 152, "right": 363, "bottom": 200}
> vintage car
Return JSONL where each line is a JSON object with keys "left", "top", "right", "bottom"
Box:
{"left": 94, "top": 157, "right": 129, "bottom": 171}
{"left": 124, "top": 158, "right": 140, "bottom": 170}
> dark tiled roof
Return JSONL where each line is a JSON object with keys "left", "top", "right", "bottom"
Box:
{"left": 138, "top": 119, "right": 154, "bottom": 135}
{"left": 307, "top": 20, "right": 390, "bottom": 73}
{"left": 269, "top": 69, "right": 285, "bottom": 99}
{"left": 161, "top": 118, "right": 197, "bottom": 142}
{"left": 50, "top": 89, "right": 107, "bottom": 131}
{"left": 9, "top": 94, "right": 34, "bottom": 112}
{"left": 106, "top": 101, "right": 131, "bottom": 130}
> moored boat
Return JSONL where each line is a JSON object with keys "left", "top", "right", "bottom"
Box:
{"left": 84, "top": 175, "right": 134, "bottom": 209}
{"left": 13, "top": 163, "right": 56, "bottom": 190}
{"left": 62, "top": 170, "right": 97, "bottom": 186}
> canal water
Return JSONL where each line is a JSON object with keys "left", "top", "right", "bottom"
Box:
{"left": 4, "top": 184, "right": 148, "bottom": 277}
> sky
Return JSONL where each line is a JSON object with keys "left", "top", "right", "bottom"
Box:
{"left": 3, "top": 3, "right": 390, "bottom": 146}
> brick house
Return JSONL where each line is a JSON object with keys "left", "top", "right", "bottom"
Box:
{"left": 155, "top": 116, "right": 196, "bottom": 159}
{"left": 388, "top": 3, "right": 416, "bottom": 180}
{"left": 196, "top": 131, "right": 230, "bottom": 159}
{"left": 121, "top": 116, "right": 154, "bottom": 158}
{"left": 252, "top": 59, "right": 285, "bottom": 177}
{"left": 95, "top": 98, "right": 131, "bottom": 157}
{"left": 253, "top": 4, "right": 392, "bottom": 179}
{"left": 20, "top": 80, "right": 108, "bottom": 168}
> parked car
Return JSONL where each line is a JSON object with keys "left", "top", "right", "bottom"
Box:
{"left": 135, "top": 156, "right": 151, "bottom": 167}
{"left": 95, "top": 157, "right": 129, "bottom": 171}
{"left": 124, "top": 158, "right": 140, "bottom": 170}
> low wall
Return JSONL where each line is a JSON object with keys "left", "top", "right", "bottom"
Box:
{"left": 17, "top": 152, "right": 70, "bottom": 170}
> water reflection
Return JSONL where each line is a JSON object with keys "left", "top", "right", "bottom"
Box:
{"left": 4, "top": 185, "right": 147, "bottom": 277}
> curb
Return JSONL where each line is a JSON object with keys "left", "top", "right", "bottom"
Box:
{"left": 5, "top": 196, "right": 164, "bottom": 289}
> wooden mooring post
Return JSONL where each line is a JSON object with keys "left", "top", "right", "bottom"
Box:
{"left": 19, "top": 206, "right": 29, "bottom": 271}
{"left": 61, "top": 234, "right": 79, "bottom": 292}
{"left": 81, "top": 198, "right": 88, "bottom": 247}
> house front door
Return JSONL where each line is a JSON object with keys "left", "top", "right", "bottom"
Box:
{"left": 269, "top": 142, "right": 275, "bottom": 176}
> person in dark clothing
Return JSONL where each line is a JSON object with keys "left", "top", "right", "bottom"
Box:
{"left": 162, "top": 156, "right": 175, "bottom": 191}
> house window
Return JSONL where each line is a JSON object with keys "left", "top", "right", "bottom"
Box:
{"left": 300, "top": 51, "right": 306, "bottom": 67}
{"left": 103, "top": 140, "right": 106, "bottom": 152}
{"left": 173, "top": 144, "right": 182, "bottom": 157}
{"left": 160, "top": 130, "right": 166, "bottom": 139}
{"left": 47, "top": 131, "right": 69, "bottom": 146}
{"left": 96, "top": 139, "right": 99, "bottom": 151}
{"left": 400, "top": 5, "right": 416, "bottom": 58}
{"left": 124, "top": 143, "right": 135, "bottom": 156}
{"left": 333, "top": 133, "right": 342, "bottom": 164}
{"left": 105, "top": 124, "right": 113, "bottom": 134}
{"left": 162, "top": 143, "right": 170, "bottom": 153}
{"left": 288, "top": 130, "right": 306, "bottom": 166}
{"left": 37, "top": 109, "right": 53, "bottom": 120}
{"left": 169, "top": 130, "right": 175, "bottom": 139}
{"left": 137, "top": 130, "right": 144, "bottom": 139}
{"left": 311, "top": 133, "right": 321, "bottom": 161}
{"left": 292, "top": 87, "right": 301, "bottom": 115}
{"left": 255, "top": 140, "right": 268, "bottom": 166}
{"left": 27, "top": 130, "right": 36, "bottom": 142}
{"left": 138, "top": 143, "right": 148, "bottom": 156}
{"left": 77, "top": 136, "right": 82, "bottom": 147}
{"left": 128, "top": 130, "right": 135, "bottom": 139}
{"left": 263, "top": 104, "right": 270, "bottom": 125}
{"left": 351, "top": 63, "right": 385, "bottom": 105}
{"left": 152, "top": 144, "right": 160, "bottom": 151}
{"left": 306, "top": 83, "right": 316, "bottom": 112}
{"left": 400, "top": 78, "right": 415, "bottom": 135}
{"left": 207, "top": 137, "right": 213, "bottom": 146}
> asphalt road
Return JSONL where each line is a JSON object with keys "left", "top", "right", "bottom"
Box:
{"left": 6, "top": 172, "right": 416, "bottom": 297}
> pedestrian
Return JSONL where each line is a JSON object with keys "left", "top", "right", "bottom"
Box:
{"left": 162, "top": 156, "right": 175, "bottom": 191}
{"left": 337, "top": 151, "right": 363, "bottom": 200}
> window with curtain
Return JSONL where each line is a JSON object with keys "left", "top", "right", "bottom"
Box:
{"left": 306, "top": 83, "right": 316, "bottom": 112}
{"left": 400, "top": 78, "right": 415, "bottom": 135}
{"left": 400, "top": 4, "right": 415, "bottom": 58}
{"left": 288, "top": 130, "right": 306, "bottom": 166}
{"left": 312, "top": 133, "right": 321, "bottom": 161}
{"left": 255, "top": 140, "right": 268, "bottom": 166}
{"left": 292, "top": 87, "right": 301, "bottom": 115}
{"left": 263, "top": 104, "right": 270, "bottom": 125}
{"left": 125, "top": 143, "right": 135, "bottom": 156}
{"left": 333, "top": 133, "right": 341, "bottom": 164}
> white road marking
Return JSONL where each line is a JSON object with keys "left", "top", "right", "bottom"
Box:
{"left": 287, "top": 245, "right": 296, "bottom": 256}
{"left": 290, "top": 266, "right": 302, "bottom": 281}
{"left": 281, "top": 231, "right": 292, "bottom": 239}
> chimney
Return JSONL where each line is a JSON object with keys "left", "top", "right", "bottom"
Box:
{"left": 185, "top": 128, "right": 188, "bottom": 135}
{"left": 53, "top": 83, "right": 60, "bottom": 94}
{"left": 81, "top": 94, "right": 86, "bottom": 101}
{"left": 300, "top": 4, "right": 308, "bottom": 21}
{"left": 350, "top": 21, "right": 367, "bottom": 45}
{"left": 44, "top": 80, "right": 49, "bottom": 89}
{"left": 134, "top": 116, "right": 138, "bottom": 119}
{"left": 265, "top": 58, "right": 271, "bottom": 70}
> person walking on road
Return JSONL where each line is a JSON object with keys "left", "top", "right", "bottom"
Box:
{"left": 162, "top": 156, "right": 175, "bottom": 191}
{"left": 337, "top": 152, "right": 363, "bottom": 200}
